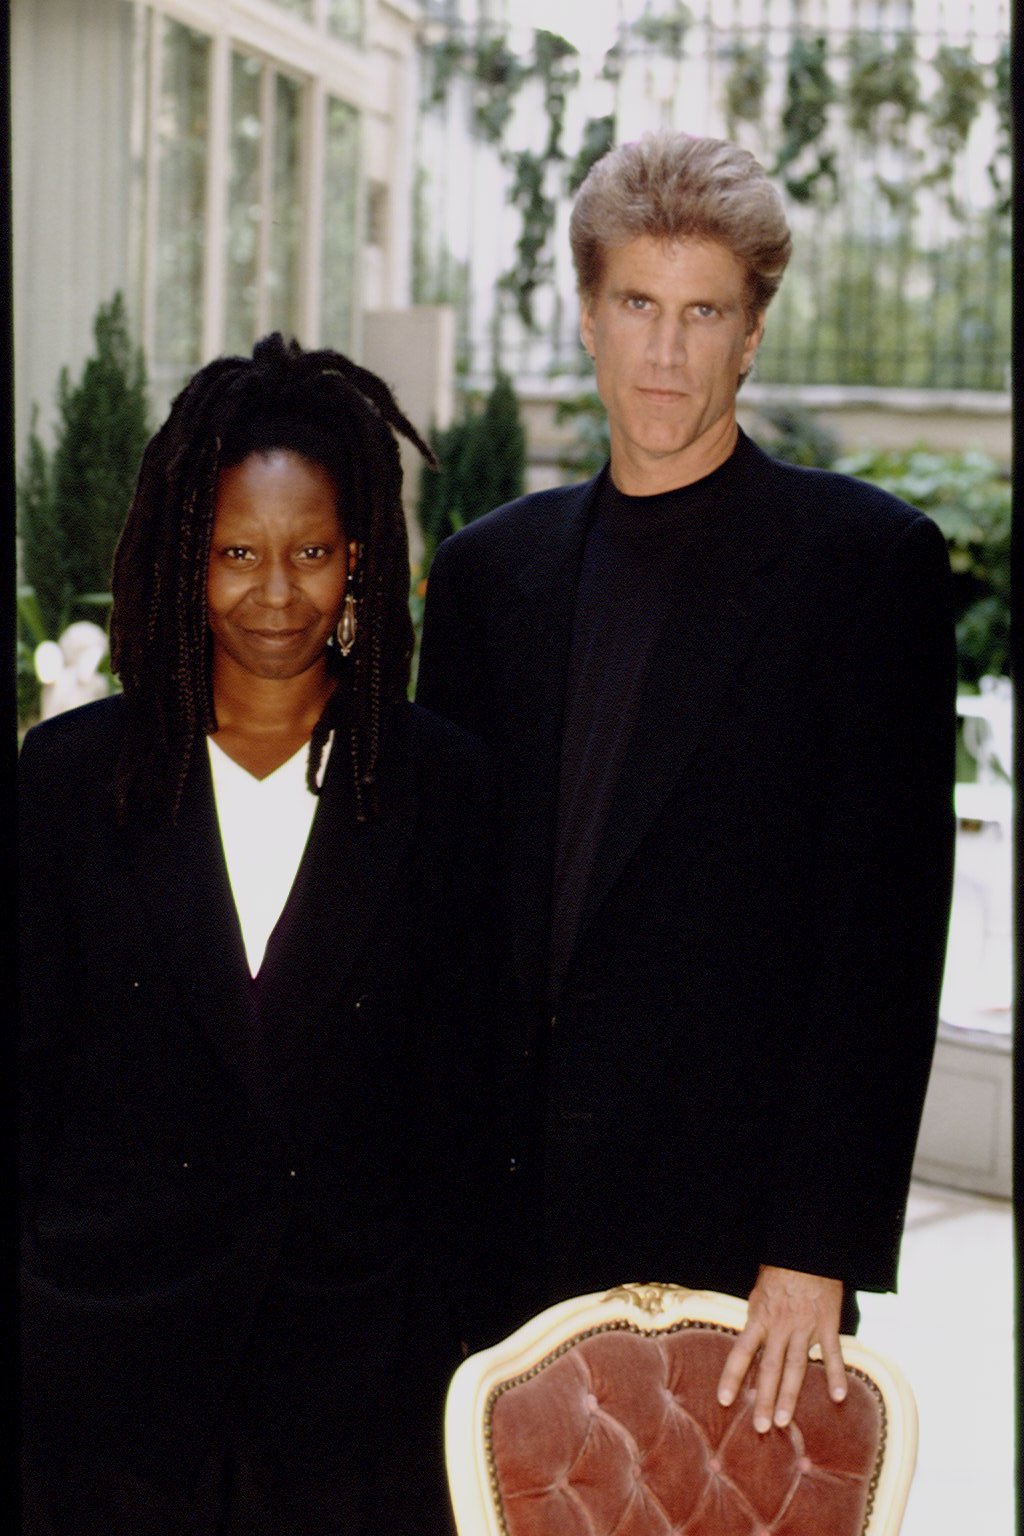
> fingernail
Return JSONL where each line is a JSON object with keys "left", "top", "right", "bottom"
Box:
{"left": 718, "top": 1391, "right": 732, "bottom": 1406}
{"left": 774, "top": 1410, "right": 790, "bottom": 1427}
{"left": 754, "top": 1415, "right": 771, "bottom": 1433}
{"left": 832, "top": 1387, "right": 847, "bottom": 1402}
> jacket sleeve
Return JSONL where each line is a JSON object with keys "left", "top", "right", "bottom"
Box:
{"left": 18, "top": 725, "right": 88, "bottom": 1234}
{"left": 761, "top": 512, "right": 957, "bottom": 1291}
{"left": 416, "top": 538, "right": 498, "bottom": 747}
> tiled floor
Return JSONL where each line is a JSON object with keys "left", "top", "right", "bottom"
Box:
{"left": 857, "top": 1180, "right": 1015, "bottom": 1535}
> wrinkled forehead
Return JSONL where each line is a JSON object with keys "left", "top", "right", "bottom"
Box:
{"left": 583, "top": 232, "right": 756, "bottom": 310}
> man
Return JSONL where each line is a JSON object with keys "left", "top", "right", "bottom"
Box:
{"left": 417, "top": 133, "right": 956, "bottom": 1434}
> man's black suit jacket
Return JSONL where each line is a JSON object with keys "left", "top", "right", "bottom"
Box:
{"left": 416, "top": 430, "right": 957, "bottom": 1330}
{"left": 19, "top": 693, "right": 493, "bottom": 1517}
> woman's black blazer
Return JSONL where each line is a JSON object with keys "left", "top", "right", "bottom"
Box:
{"left": 19, "top": 693, "right": 494, "bottom": 1497}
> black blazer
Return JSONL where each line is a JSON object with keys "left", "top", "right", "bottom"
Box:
{"left": 416, "top": 431, "right": 956, "bottom": 1319}
{"left": 19, "top": 694, "right": 494, "bottom": 1503}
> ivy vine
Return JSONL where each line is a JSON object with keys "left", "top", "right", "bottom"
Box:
{"left": 500, "top": 151, "right": 556, "bottom": 328}
{"left": 775, "top": 35, "right": 838, "bottom": 205}
{"left": 845, "top": 33, "right": 921, "bottom": 141}
{"left": 534, "top": 29, "right": 579, "bottom": 159}
{"left": 424, "top": 25, "right": 582, "bottom": 328}
{"left": 987, "top": 42, "right": 1010, "bottom": 217}
{"left": 723, "top": 41, "right": 768, "bottom": 137}
{"left": 911, "top": 45, "right": 985, "bottom": 215}
{"left": 421, "top": 17, "right": 1008, "bottom": 336}
{"left": 568, "top": 115, "right": 616, "bottom": 197}
{"left": 629, "top": 1, "right": 694, "bottom": 56}
{"left": 470, "top": 36, "right": 527, "bottom": 145}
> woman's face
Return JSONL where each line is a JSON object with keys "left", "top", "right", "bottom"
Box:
{"left": 206, "top": 449, "right": 350, "bottom": 683}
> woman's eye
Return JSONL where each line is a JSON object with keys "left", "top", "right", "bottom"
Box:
{"left": 223, "top": 546, "right": 254, "bottom": 562}
{"left": 298, "top": 545, "right": 329, "bottom": 561}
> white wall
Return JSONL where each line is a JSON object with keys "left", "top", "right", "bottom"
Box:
{"left": 13, "top": 0, "right": 136, "bottom": 448}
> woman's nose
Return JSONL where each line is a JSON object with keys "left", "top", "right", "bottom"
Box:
{"left": 257, "top": 558, "right": 292, "bottom": 605}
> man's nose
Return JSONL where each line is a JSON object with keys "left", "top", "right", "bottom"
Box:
{"left": 647, "top": 316, "right": 686, "bottom": 369}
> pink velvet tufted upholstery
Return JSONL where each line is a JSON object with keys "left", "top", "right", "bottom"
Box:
{"left": 487, "top": 1326, "right": 885, "bottom": 1536}
{"left": 446, "top": 1287, "right": 916, "bottom": 1536}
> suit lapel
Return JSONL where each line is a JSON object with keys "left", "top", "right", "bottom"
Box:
{"left": 499, "top": 476, "right": 601, "bottom": 993}
{"left": 124, "top": 740, "right": 271, "bottom": 1115}
{"left": 252, "top": 714, "right": 419, "bottom": 1075}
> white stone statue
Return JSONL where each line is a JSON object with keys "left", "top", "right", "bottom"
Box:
{"left": 34, "top": 621, "right": 111, "bottom": 720}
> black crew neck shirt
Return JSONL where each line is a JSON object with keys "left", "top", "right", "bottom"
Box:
{"left": 548, "top": 452, "right": 736, "bottom": 996}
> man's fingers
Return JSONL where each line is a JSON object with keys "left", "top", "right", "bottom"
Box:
{"left": 822, "top": 1331, "right": 848, "bottom": 1402}
{"left": 717, "top": 1326, "right": 762, "bottom": 1407}
{"left": 770, "top": 1334, "right": 812, "bottom": 1428}
{"left": 751, "top": 1334, "right": 790, "bottom": 1433}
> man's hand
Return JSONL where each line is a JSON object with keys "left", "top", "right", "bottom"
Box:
{"left": 716, "top": 1265, "right": 846, "bottom": 1433}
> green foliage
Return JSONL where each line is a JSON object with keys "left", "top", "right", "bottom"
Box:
{"left": 555, "top": 390, "right": 610, "bottom": 481}
{"left": 775, "top": 36, "right": 838, "bottom": 205}
{"left": 471, "top": 35, "right": 527, "bottom": 144}
{"left": 501, "top": 151, "right": 557, "bottom": 327}
{"left": 758, "top": 222, "right": 1008, "bottom": 392}
{"left": 498, "top": 31, "right": 579, "bottom": 323}
{"left": 534, "top": 30, "right": 579, "bottom": 160}
{"left": 418, "top": 374, "right": 527, "bottom": 563}
{"left": 747, "top": 404, "right": 840, "bottom": 469}
{"left": 15, "top": 584, "right": 50, "bottom": 726}
{"left": 835, "top": 446, "right": 1010, "bottom": 681}
{"left": 51, "top": 294, "right": 150, "bottom": 613}
{"left": 421, "top": 17, "right": 1008, "bottom": 382}
{"left": 846, "top": 33, "right": 920, "bottom": 140}
{"left": 629, "top": 1, "right": 693, "bottom": 56}
{"left": 17, "top": 294, "right": 149, "bottom": 723}
{"left": 423, "top": 25, "right": 579, "bottom": 331}
{"left": 426, "top": 35, "right": 464, "bottom": 108}
{"left": 568, "top": 116, "right": 616, "bottom": 196}
{"left": 18, "top": 406, "right": 64, "bottom": 638}
{"left": 929, "top": 46, "right": 986, "bottom": 159}
{"left": 723, "top": 42, "right": 768, "bottom": 136}
{"left": 988, "top": 43, "right": 1011, "bottom": 215}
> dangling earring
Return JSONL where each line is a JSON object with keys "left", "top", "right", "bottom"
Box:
{"left": 336, "top": 589, "right": 357, "bottom": 656}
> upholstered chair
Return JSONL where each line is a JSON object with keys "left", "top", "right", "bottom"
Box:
{"left": 446, "top": 1284, "right": 916, "bottom": 1536}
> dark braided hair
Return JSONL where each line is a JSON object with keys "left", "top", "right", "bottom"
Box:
{"left": 110, "top": 333, "right": 435, "bottom": 824}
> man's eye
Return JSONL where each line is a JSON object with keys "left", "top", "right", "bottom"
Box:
{"left": 627, "top": 296, "right": 650, "bottom": 311}
{"left": 694, "top": 304, "right": 717, "bottom": 318}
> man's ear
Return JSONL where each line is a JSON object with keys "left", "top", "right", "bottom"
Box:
{"left": 741, "top": 312, "right": 766, "bottom": 375}
{"left": 579, "top": 300, "right": 596, "bottom": 360}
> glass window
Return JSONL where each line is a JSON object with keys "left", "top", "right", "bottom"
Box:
{"left": 321, "top": 97, "right": 360, "bottom": 349}
{"left": 268, "top": 73, "right": 303, "bottom": 337}
{"left": 366, "top": 180, "right": 387, "bottom": 249}
{"left": 154, "top": 19, "right": 209, "bottom": 369}
{"left": 226, "top": 53, "right": 263, "bottom": 355}
{"left": 224, "top": 58, "right": 304, "bottom": 351}
{"left": 270, "top": 0, "right": 314, "bottom": 21}
{"left": 327, "top": 0, "right": 363, "bottom": 45}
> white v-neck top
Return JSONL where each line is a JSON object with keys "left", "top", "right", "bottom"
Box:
{"left": 207, "top": 734, "right": 331, "bottom": 976}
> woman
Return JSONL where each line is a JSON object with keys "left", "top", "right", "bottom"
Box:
{"left": 19, "top": 335, "right": 493, "bottom": 1534}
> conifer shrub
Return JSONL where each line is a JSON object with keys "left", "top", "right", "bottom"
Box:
{"left": 418, "top": 373, "right": 526, "bottom": 564}
{"left": 18, "top": 293, "right": 150, "bottom": 721}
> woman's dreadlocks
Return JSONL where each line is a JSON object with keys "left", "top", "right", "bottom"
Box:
{"left": 110, "top": 333, "right": 435, "bottom": 824}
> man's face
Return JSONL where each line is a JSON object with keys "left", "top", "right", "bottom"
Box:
{"left": 580, "top": 235, "right": 765, "bottom": 494}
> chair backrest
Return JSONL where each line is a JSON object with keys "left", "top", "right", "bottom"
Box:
{"left": 446, "top": 1283, "right": 917, "bottom": 1536}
